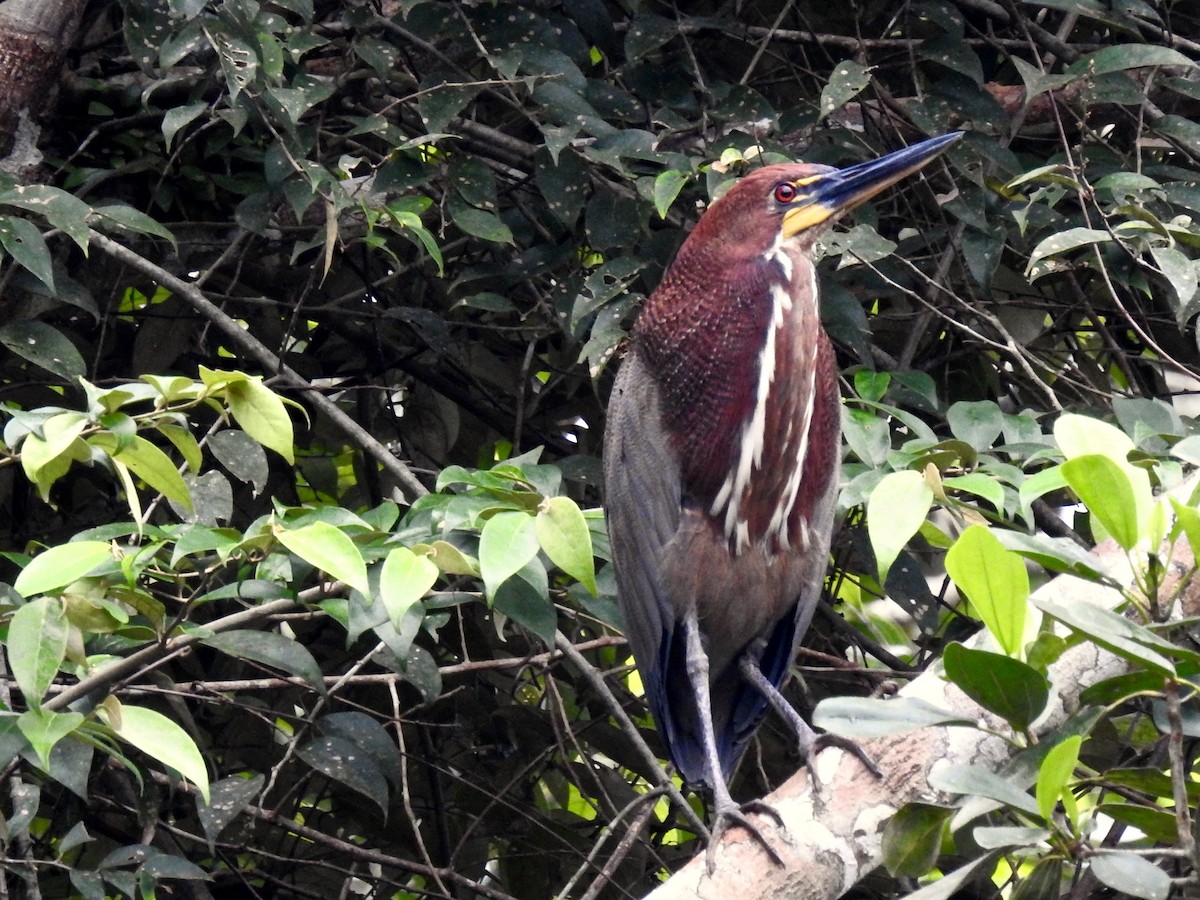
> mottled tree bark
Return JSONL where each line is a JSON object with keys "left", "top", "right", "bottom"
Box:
{"left": 649, "top": 488, "right": 1200, "bottom": 899}
{"left": 0, "top": 0, "right": 87, "bottom": 174}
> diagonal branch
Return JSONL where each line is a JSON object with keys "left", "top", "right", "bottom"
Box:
{"left": 89, "top": 231, "right": 429, "bottom": 500}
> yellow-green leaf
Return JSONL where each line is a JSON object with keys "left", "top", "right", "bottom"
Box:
{"left": 535, "top": 496, "right": 596, "bottom": 594}
{"left": 225, "top": 377, "right": 295, "bottom": 463}
{"left": 275, "top": 521, "right": 369, "bottom": 596}
{"left": 378, "top": 547, "right": 438, "bottom": 626}
{"left": 14, "top": 541, "right": 113, "bottom": 597}
{"left": 110, "top": 703, "right": 210, "bottom": 803}
{"left": 945, "top": 525, "right": 1029, "bottom": 656}
{"left": 867, "top": 470, "right": 934, "bottom": 582}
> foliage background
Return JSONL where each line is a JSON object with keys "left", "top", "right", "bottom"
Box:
{"left": 0, "top": 0, "right": 1198, "bottom": 897}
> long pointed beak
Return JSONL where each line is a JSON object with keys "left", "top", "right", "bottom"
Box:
{"left": 782, "top": 132, "right": 963, "bottom": 237}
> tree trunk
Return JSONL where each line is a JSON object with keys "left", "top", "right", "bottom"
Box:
{"left": 0, "top": 0, "right": 87, "bottom": 174}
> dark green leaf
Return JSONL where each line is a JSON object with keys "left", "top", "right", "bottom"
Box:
{"left": 0, "top": 321, "right": 85, "bottom": 381}
{"left": 203, "top": 629, "right": 327, "bottom": 696}
{"left": 882, "top": 803, "right": 950, "bottom": 877}
{"left": 942, "top": 643, "right": 1049, "bottom": 731}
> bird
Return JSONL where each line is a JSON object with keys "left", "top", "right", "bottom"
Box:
{"left": 603, "top": 132, "right": 962, "bottom": 867}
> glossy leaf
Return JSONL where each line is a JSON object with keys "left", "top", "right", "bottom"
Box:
{"left": 0, "top": 321, "right": 85, "bottom": 380}
{"left": 8, "top": 597, "right": 69, "bottom": 709}
{"left": 14, "top": 541, "right": 113, "bottom": 597}
{"left": 1089, "top": 853, "right": 1171, "bottom": 900}
{"left": 535, "top": 496, "right": 596, "bottom": 594}
{"left": 867, "top": 470, "right": 933, "bottom": 582}
{"left": 378, "top": 546, "right": 438, "bottom": 626}
{"left": 1061, "top": 454, "right": 1150, "bottom": 550}
{"left": 479, "top": 510, "right": 540, "bottom": 600}
{"left": 813, "top": 696, "right": 971, "bottom": 738}
{"left": 111, "top": 704, "right": 210, "bottom": 803}
{"left": 882, "top": 802, "right": 949, "bottom": 877}
{"left": 942, "top": 643, "right": 1049, "bottom": 731}
{"left": 1035, "top": 734, "right": 1081, "bottom": 824}
{"left": 944, "top": 525, "right": 1028, "bottom": 656}
{"left": 928, "top": 764, "right": 1040, "bottom": 816}
{"left": 275, "top": 521, "right": 370, "bottom": 597}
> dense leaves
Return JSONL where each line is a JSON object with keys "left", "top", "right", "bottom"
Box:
{"left": 0, "top": 0, "right": 1197, "bottom": 897}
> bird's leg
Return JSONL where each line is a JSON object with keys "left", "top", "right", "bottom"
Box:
{"left": 737, "top": 651, "right": 881, "bottom": 780}
{"left": 681, "top": 615, "right": 785, "bottom": 873}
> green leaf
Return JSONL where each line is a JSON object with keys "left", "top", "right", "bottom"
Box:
{"left": 493, "top": 557, "right": 555, "bottom": 644}
{"left": 1089, "top": 853, "right": 1171, "bottom": 900}
{"left": 203, "top": 630, "right": 327, "bottom": 696}
{"left": 17, "top": 709, "right": 84, "bottom": 769}
{"left": 479, "top": 511, "right": 540, "bottom": 599}
{"left": 1054, "top": 413, "right": 1135, "bottom": 463}
{"left": 197, "top": 774, "right": 264, "bottom": 849}
{"left": 8, "top": 597, "right": 69, "bottom": 708}
{"left": 91, "top": 204, "right": 177, "bottom": 247}
{"left": 927, "top": 763, "right": 1040, "bottom": 816}
{"left": 1027, "top": 227, "right": 1111, "bottom": 280}
{"left": 942, "top": 643, "right": 1049, "bottom": 731}
{"left": 91, "top": 434, "right": 193, "bottom": 514}
{"left": 296, "top": 734, "right": 388, "bottom": 814}
{"left": 819, "top": 59, "right": 872, "bottom": 120}
{"left": 275, "top": 521, "right": 370, "bottom": 597}
{"left": 882, "top": 803, "right": 950, "bottom": 877}
{"left": 652, "top": 170, "right": 689, "bottom": 219}
{"left": 943, "top": 473, "right": 1005, "bottom": 514}
{"left": 946, "top": 400, "right": 1003, "bottom": 449}
{"left": 0, "top": 321, "right": 86, "bottom": 380}
{"left": 0, "top": 215, "right": 55, "bottom": 291}
{"left": 944, "top": 525, "right": 1029, "bottom": 656}
{"left": 867, "top": 470, "right": 933, "bottom": 582}
{"left": 901, "top": 853, "right": 1002, "bottom": 900}
{"left": 162, "top": 102, "right": 208, "bottom": 151}
{"left": 813, "top": 696, "right": 972, "bottom": 738}
{"left": 223, "top": 377, "right": 295, "bottom": 464}
{"left": 378, "top": 547, "right": 438, "bottom": 626}
{"left": 447, "top": 196, "right": 513, "bottom": 244}
{"left": 1068, "top": 44, "right": 1196, "bottom": 77}
{"left": 1036, "top": 734, "right": 1081, "bottom": 824}
{"left": 1033, "top": 597, "right": 1176, "bottom": 676}
{"left": 1061, "top": 454, "right": 1150, "bottom": 551}
{"left": 19, "top": 412, "right": 88, "bottom": 489}
{"left": 14, "top": 541, "right": 113, "bottom": 597}
{"left": 535, "top": 496, "right": 596, "bottom": 594}
{"left": 110, "top": 704, "right": 210, "bottom": 803}
{"left": 0, "top": 185, "right": 92, "bottom": 252}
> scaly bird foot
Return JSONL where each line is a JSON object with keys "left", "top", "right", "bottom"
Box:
{"left": 808, "top": 731, "right": 881, "bottom": 778}
{"left": 705, "top": 798, "right": 786, "bottom": 875}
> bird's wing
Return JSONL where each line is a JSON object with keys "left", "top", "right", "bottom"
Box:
{"left": 602, "top": 348, "right": 686, "bottom": 756}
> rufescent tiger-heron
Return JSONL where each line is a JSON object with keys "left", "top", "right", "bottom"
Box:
{"left": 603, "top": 131, "right": 962, "bottom": 867}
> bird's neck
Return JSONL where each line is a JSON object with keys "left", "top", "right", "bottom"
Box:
{"left": 636, "top": 243, "right": 838, "bottom": 552}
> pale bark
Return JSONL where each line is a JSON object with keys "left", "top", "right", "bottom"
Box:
{"left": 648, "top": 509, "right": 1200, "bottom": 899}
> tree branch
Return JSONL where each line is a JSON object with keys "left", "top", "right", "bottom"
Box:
{"left": 89, "top": 231, "right": 429, "bottom": 500}
{"left": 647, "top": 484, "right": 1200, "bottom": 898}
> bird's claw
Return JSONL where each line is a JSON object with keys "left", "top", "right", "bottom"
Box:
{"left": 704, "top": 800, "right": 787, "bottom": 874}
{"left": 810, "top": 732, "right": 882, "bottom": 778}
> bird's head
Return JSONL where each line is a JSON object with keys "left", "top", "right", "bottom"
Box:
{"left": 686, "top": 132, "right": 964, "bottom": 262}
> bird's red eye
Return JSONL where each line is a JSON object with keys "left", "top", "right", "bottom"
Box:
{"left": 773, "top": 182, "right": 798, "bottom": 203}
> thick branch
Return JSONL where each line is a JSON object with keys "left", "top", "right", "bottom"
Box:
{"left": 649, "top": 490, "right": 1200, "bottom": 898}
